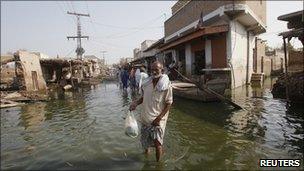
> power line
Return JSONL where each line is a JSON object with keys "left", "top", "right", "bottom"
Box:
{"left": 85, "top": 1, "right": 90, "bottom": 14}
{"left": 64, "top": 48, "right": 76, "bottom": 58}
{"left": 82, "top": 20, "right": 163, "bottom": 30}
{"left": 103, "top": 26, "right": 163, "bottom": 39}
{"left": 90, "top": 39, "right": 133, "bottom": 49}
{"left": 63, "top": 1, "right": 73, "bottom": 13}
{"left": 85, "top": 13, "right": 165, "bottom": 39}
{"left": 62, "top": 1, "right": 77, "bottom": 23}
{"left": 89, "top": 26, "right": 163, "bottom": 40}
{"left": 56, "top": 2, "right": 75, "bottom": 24}
{"left": 70, "top": 1, "right": 76, "bottom": 13}
{"left": 84, "top": 1, "right": 99, "bottom": 36}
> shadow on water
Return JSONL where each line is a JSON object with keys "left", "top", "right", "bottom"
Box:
{"left": 167, "top": 77, "right": 303, "bottom": 169}
{"left": 25, "top": 155, "right": 145, "bottom": 170}
{"left": 285, "top": 103, "right": 304, "bottom": 155}
{"left": 172, "top": 97, "right": 235, "bottom": 127}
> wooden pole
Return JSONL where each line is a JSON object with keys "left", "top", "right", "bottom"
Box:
{"left": 283, "top": 37, "right": 289, "bottom": 102}
{"left": 173, "top": 68, "right": 244, "bottom": 110}
{"left": 69, "top": 61, "right": 74, "bottom": 87}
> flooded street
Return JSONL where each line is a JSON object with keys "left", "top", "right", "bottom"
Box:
{"left": 1, "top": 77, "right": 303, "bottom": 170}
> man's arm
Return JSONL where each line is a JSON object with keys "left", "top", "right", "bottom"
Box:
{"left": 152, "top": 85, "right": 173, "bottom": 126}
{"left": 129, "top": 97, "right": 143, "bottom": 111}
{"left": 152, "top": 103, "right": 171, "bottom": 126}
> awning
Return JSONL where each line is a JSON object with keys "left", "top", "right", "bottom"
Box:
{"left": 279, "top": 28, "right": 304, "bottom": 39}
{"left": 130, "top": 56, "right": 155, "bottom": 64}
{"left": 143, "top": 38, "right": 164, "bottom": 52}
{"left": 159, "top": 24, "right": 229, "bottom": 51}
{"left": 277, "top": 10, "right": 303, "bottom": 22}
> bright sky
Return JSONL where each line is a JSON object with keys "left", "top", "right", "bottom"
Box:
{"left": 1, "top": 1, "right": 303, "bottom": 64}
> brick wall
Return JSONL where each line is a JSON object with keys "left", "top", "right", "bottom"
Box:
{"left": 171, "top": 0, "right": 190, "bottom": 15}
{"left": 165, "top": 0, "right": 266, "bottom": 37}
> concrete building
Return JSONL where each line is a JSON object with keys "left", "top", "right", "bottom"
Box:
{"left": 131, "top": 39, "right": 164, "bottom": 73}
{"left": 133, "top": 48, "right": 141, "bottom": 59}
{"left": 156, "top": 0, "right": 266, "bottom": 89}
{"left": 272, "top": 10, "right": 303, "bottom": 102}
{"left": 265, "top": 49, "right": 285, "bottom": 76}
{"left": 133, "top": 40, "right": 158, "bottom": 59}
{"left": 141, "top": 40, "right": 157, "bottom": 51}
{"left": 278, "top": 10, "right": 304, "bottom": 74}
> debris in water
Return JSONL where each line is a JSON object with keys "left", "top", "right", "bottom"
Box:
{"left": 66, "top": 162, "right": 73, "bottom": 167}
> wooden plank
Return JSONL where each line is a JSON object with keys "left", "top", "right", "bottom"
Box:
{"left": 0, "top": 99, "right": 24, "bottom": 109}
{"left": 283, "top": 38, "right": 290, "bottom": 102}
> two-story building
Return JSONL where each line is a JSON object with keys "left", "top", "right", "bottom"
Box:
{"left": 131, "top": 39, "right": 161, "bottom": 72}
{"left": 157, "top": 0, "right": 266, "bottom": 89}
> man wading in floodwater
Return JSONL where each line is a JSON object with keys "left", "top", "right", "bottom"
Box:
{"left": 129, "top": 61, "right": 173, "bottom": 162}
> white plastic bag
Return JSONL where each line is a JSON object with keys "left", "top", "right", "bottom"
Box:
{"left": 124, "top": 111, "right": 139, "bottom": 138}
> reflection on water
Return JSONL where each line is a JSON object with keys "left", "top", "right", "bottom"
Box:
{"left": 1, "top": 78, "right": 303, "bottom": 170}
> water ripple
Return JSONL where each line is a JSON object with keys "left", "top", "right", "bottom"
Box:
{"left": 1, "top": 79, "right": 303, "bottom": 170}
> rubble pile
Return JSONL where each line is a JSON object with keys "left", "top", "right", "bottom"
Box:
{"left": 0, "top": 91, "right": 48, "bottom": 108}
{"left": 272, "top": 72, "right": 304, "bottom": 102}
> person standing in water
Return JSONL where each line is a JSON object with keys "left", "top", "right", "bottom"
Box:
{"left": 129, "top": 61, "right": 173, "bottom": 162}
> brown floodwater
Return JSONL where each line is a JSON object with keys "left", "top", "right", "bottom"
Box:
{"left": 1, "top": 77, "right": 303, "bottom": 170}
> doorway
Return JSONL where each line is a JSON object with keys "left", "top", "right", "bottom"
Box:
{"left": 178, "top": 49, "right": 186, "bottom": 74}
{"left": 193, "top": 50, "right": 206, "bottom": 75}
{"left": 164, "top": 52, "right": 172, "bottom": 68}
{"left": 31, "top": 71, "right": 39, "bottom": 90}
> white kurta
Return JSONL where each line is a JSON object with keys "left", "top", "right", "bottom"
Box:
{"left": 140, "top": 80, "right": 173, "bottom": 131}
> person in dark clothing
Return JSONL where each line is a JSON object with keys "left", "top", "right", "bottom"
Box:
{"left": 121, "top": 67, "right": 129, "bottom": 90}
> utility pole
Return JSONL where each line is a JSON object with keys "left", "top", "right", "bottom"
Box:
{"left": 67, "top": 11, "right": 90, "bottom": 60}
{"left": 101, "top": 51, "right": 107, "bottom": 66}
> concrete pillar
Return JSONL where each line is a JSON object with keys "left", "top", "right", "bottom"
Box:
{"left": 185, "top": 43, "right": 192, "bottom": 76}
{"left": 172, "top": 50, "right": 177, "bottom": 62}
{"left": 246, "top": 31, "right": 250, "bottom": 84}
{"left": 205, "top": 39, "right": 212, "bottom": 69}
{"left": 175, "top": 50, "right": 180, "bottom": 63}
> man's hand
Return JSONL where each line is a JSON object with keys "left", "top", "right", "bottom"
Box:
{"left": 129, "top": 101, "right": 137, "bottom": 111}
{"left": 129, "top": 97, "right": 143, "bottom": 111}
{"left": 151, "top": 103, "right": 171, "bottom": 126}
{"left": 152, "top": 117, "right": 161, "bottom": 126}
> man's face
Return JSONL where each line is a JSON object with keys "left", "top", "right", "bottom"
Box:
{"left": 151, "top": 63, "right": 162, "bottom": 78}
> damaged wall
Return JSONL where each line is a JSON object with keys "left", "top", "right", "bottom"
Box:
{"left": 288, "top": 50, "right": 304, "bottom": 73}
{"left": 0, "top": 61, "right": 17, "bottom": 90}
{"left": 15, "top": 51, "right": 47, "bottom": 91}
